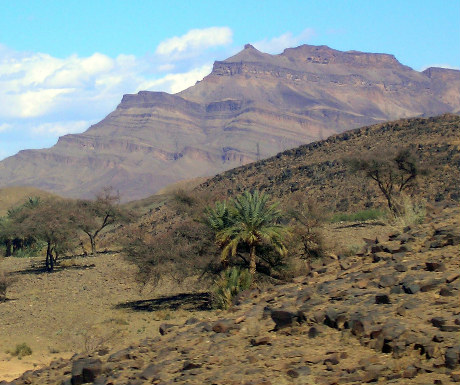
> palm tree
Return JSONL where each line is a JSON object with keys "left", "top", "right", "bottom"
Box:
{"left": 214, "top": 190, "right": 289, "bottom": 275}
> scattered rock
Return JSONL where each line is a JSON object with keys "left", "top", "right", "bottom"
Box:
{"left": 71, "top": 358, "right": 102, "bottom": 385}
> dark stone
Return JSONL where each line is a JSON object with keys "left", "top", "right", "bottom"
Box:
{"left": 308, "top": 327, "right": 320, "bottom": 338}
{"left": 402, "top": 282, "right": 420, "bottom": 294}
{"left": 108, "top": 348, "right": 131, "bottom": 362}
{"left": 159, "top": 323, "right": 176, "bottom": 335}
{"left": 439, "top": 287, "right": 454, "bottom": 296}
{"left": 402, "top": 366, "right": 418, "bottom": 378}
{"left": 445, "top": 347, "right": 460, "bottom": 369}
{"left": 373, "top": 252, "right": 392, "bottom": 262}
{"left": 371, "top": 245, "right": 383, "bottom": 253}
{"left": 440, "top": 325, "right": 460, "bottom": 332}
{"left": 140, "top": 364, "right": 160, "bottom": 380}
{"left": 431, "top": 317, "right": 446, "bottom": 328}
{"left": 184, "top": 317, "right": 199, "bottom": 325}
{"left": 212, "top": 320, "right": 232, "bottom": 333}
{"left": 433, "top": 335, "right": 444, "bottom": 343}
{"left": 420, "top": 279, "right": 443, "bottom": 292}
{"left": 375, "top": 294, "right": 391, "bottom": 304}
{"left": 92, "top": 376, "right": 109, "bottom": 385}
{"left": 379, "top": 275, "right": 398, "bottom": 288}
{"left": 394, "top": 263, "right": 407, "bottom": 272}
{"left": 250, "top": 336, "right": 271, "bottom": 346}
{"left": 286, "top": 366, "right": 311, "bottom": 378}
{"left": 324, "top": 355, "right": 340, "bottom": 365}
{"left": 426, "top": 262, "right": 446, "bottom": 272}
{"left": 270, "top": 309, "right": 305, "bottom": 329}
{"left": 195, "top": 321, "right": 212, "bottom": 332}
{"left": 182, "top": 361, "right": 202, "bottom": 371}
{"left": 390, "top": 285, "right": 403, "bottom": 294}
{"left": 71, "top": 358, "right": 102, "bottom": 385}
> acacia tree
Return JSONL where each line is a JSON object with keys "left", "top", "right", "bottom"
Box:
{"left": 72, "top": 188, "right": 129, "bottom": 255}
{"left": 0, "top": 197, "right": 41, "bottom": 257}
{"left": 8, "top": 198, "right": 78, "bottom": 271}
{"left": 349, "top": 149, "right": 419, "bottom": 215}
{"left": 208, "top": 190, "right": 289, "bottom": 275}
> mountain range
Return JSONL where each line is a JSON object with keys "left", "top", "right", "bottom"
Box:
{"left": 0, "top": 44, "right": 459, "bottom": 201}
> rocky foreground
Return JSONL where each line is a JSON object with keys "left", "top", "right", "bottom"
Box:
{"left": 4, "top": 205, "right": 459, "bottom": 385}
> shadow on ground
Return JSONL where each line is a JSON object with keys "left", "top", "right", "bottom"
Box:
{"left": 115, "top": 292, "right": 212, "bottom": 312}
{"left": 334, "top": 221, "right": 386, "bottom": 229}
{"left": 13, "top": 263, "right": 96, "bottom": 275}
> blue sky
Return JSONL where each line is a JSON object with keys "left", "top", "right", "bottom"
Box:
{"left": 0, "top": 0, "right": 459, "bottom": 160}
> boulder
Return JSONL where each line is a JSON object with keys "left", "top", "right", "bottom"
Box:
{"left": 71, "top": 358, "right": 102, "bottom": 385}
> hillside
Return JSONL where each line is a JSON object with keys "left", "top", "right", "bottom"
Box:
{"left": 0, "top": 44, "right": 459, "bottom": 201}
{"left": 2, "top": 205, "right": 459, "bottom": 384}
{"left": 0, "top": 115, "right": 459, "bottom": 383}
{"left": 197, "top": 113, "right": 460, "bottom": 211}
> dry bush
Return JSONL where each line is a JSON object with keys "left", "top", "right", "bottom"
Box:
{"left": 76, "top": 326, "right": 122, "bottom": 354}
{"left": 281, "top": 192, "right": 328, "bottom": 276}
{"left": 123, "top": 218, "right": 219, "bottom": 289}
{"left": 0, "top": 269, "right": 16, "bottom": 301}
{"left": 387, "top": 193, "right": 426, "bottom": 228}
{"left": 6, "top": 342, "right": 32, "bottom": 359}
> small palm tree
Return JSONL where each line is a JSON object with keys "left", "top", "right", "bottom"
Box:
{"left": 214, "top": 190, "right": 289, "bottom": 275}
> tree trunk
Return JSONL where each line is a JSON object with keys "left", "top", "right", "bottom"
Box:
{"left": 90, "top": 235, "right": 96, "bottom": 255}
{"left": 45, "top": 242, "right": 54, "bottom": 271}
{"left": 249, "top": 245, "right": 257, "bottom": 275}
{"left": 5, "top": 239, "right": 12, "bottom": 257}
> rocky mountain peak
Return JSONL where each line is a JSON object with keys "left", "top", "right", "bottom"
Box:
{"left": 0, "top": 44, "right": 459, "bottom": 201}
{"left": 281, "top": 44, "right": 402, "bottom": 67}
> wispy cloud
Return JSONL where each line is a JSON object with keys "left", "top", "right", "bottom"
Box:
{"left": 155, "top": 27, "right": 233, "bottom": 59}
{"left": 252, "top": 29, "right": 315, "bottom": 54}
{"left": 30, "top": 120, "right": 93, "bottom": 136}
{"left": 0, "top": 123, "right": 12, "bottom": 132}
{"left": 0, "top": 27, "right": 236, "bottom": 159}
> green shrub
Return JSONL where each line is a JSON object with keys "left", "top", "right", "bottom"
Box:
{"left": 8, "top": 343, "right": 32, "bottom": 359}
{"left": 330, "top": 209, "right": 385, "bottom": 223}
{"left": 212, "top": 267, "right": 252, "bottom": 309}
{"left": 12, "top": 242, "right": 44, "bottom": 258}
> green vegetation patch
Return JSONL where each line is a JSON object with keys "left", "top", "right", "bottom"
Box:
{"left": 330, "top": 209, "right": 385, "bottom": 223}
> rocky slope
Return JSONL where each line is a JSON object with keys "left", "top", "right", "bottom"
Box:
{"left": 197, "top": 113, "right": 460, "bottom": 212}
{"left": 4, "top": 204, "right": 459, "bottom": 385}
{"left": 0, "top": 45, "right": 459, "bottom": 201}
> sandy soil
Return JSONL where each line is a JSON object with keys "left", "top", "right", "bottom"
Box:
{"left": 0, "top": 252, "right": 211, "bottom": 381}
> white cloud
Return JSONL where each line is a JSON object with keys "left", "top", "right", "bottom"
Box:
{"left": 30, "top": 120, "right": 93, "bottom": 136}
{"left": 0, "top": 28, "right": 236, "bottom": 158}
{"left": 138, "top": 64, "right": 212, "bottom": 94}
{"left": 253, "top": 29, "right": 315, "bottom": 54}
{"left": 155, "top": 27, "right": 233, "bottom": 58}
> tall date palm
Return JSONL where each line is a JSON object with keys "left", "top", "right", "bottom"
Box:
{"left": 213, "top": 190, "right": 289, "bottom": 275}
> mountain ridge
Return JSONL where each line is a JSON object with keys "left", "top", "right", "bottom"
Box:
{"left": 0, "top": 44, "right": 459, "bottom": 201}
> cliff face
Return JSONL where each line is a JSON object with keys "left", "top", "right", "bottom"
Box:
{"left": 0, "top": 44, "right": 459, "bottom": 201}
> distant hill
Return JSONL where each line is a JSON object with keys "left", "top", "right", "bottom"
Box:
{"left": 0, "top": 44, "right": 459, "bottom": 201}
{"left": 197, "top": 114, "right": 460, "bottom": 212}
{"left": 0, "top": 186, "right": 58, "bottom": 216}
